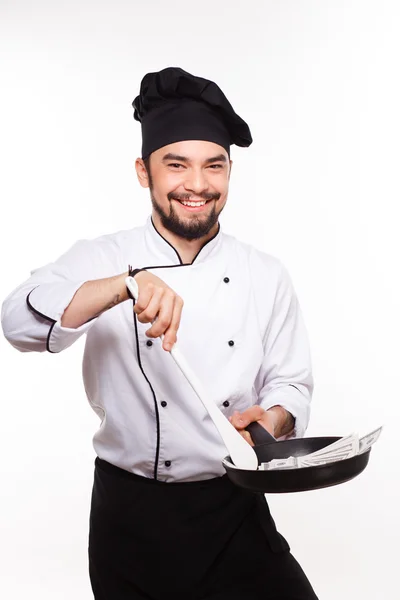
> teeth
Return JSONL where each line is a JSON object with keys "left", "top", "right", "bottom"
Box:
{"left": 181, "top": 201, "right": 206, "bottom": 207}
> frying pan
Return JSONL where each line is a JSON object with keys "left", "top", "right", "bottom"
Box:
{"left": 222, "top": 421, "right": 371, "bottom": 493}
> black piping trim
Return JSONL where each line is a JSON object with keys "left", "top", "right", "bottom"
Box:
{"left": 288, "top": 384, "right": 302, "bottom": 393}
{"left": 26, "top": 287, "right": 57, "bottom": 354}
{"left": 151, "top": 217, "right": 183, "bottom": 265}
{"left": 131, "top": 219, "right": 222, "bottom": 478}
{"left": 140, "top": 263, "right": 186, "bottom": 271}
{"left": 133, "top": 304, "right": 161, "bottom": 480}
{"left": 150, "top": 218, "right": 221, "bottom": 266}
{"left": 190, "top": 223, "right": 220, "bottom": 264}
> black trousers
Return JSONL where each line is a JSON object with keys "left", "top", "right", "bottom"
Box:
{"left": 88, "top": 458, "right": 318, "bottom": 600}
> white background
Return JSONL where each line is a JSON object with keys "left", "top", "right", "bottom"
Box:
{"left": 1, "top": 1, "right": 399, "bottom": 598}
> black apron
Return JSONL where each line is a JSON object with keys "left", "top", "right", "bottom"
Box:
{"left": 88, "top": 458, "right": 318, "bottom": 600}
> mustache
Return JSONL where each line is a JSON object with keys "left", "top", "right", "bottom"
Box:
{"left": 167, "top": 191, "right": 221, "bottom": 202}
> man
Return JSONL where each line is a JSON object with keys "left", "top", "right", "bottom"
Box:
{"left": 1, "top": 67, "right": 318, "bottom": 599}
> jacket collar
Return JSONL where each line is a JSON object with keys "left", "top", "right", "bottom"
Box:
{"left": 144, "top": 216, "right": 222, "bottom": 265}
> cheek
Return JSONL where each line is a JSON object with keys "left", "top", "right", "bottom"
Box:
{"left": 150, "top": 166, "right": 183, "bottom": 193}
{"left": 152, "top": 181, "right": 173, "bottom": 201}
{"left": 159, "top": 175, "right": 185, "bottom": 196}
{"left": 216, "top": 178, "right": 229, "bottom": 198}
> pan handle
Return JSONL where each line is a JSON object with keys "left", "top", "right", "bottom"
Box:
{"left": 246, "top": 422, "right": 277, "bottom": 445}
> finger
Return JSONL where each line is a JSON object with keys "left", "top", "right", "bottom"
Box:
{"left": 239, "top": 430, "right": 254, "bottom": 447}
{"left": 134, "top": 283, "right": 155, "bottom": 314}
{"left": 146, "top": 290, "right": 175, "bottom": 339}
{"left": 136, "top": 287, "right": 165, "bottom": 324}
{"left": 232, "top": 406, "right": 265, "bottom": 429}
{"left": 230, "top": 410, "right": 244, "bottom": 429}
{"left": 162, "top": 296, "right": 184, "bottom": 351}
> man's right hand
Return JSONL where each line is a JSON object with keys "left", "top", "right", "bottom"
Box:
{"left": 133, "top": 271, "right": 184, "bottom": 351}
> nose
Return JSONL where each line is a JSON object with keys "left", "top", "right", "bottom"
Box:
{"left": 183, "top": 167, "right": 209, "bottom": 196}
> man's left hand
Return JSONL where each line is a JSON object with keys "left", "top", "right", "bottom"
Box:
{"left": 229, "top": 405, "right": 294, "bottom": 446}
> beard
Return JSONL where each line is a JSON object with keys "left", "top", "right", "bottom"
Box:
{"left": 150, "top": 189, "right": 223, "bottom": 241}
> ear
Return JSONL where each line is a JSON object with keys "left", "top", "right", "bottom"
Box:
{"left": 135, "top": 158, "right": 150, "bottom": 188}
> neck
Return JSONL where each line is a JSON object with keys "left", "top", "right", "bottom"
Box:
{"left": 151, "top": 212, "right": 219, "bottom": 264}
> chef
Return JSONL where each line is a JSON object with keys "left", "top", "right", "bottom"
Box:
{"left": 1, "top": 67, "right": 318, "bottom": 600}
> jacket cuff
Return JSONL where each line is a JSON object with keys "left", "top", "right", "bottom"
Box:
{"left": 46, "top": 319, "right": 96, "bottom": 353}
{"left": 27, "top": 282, "right": 98, "bottom": 353}
{"left": 259, "top": 384, "right": 311, "bottom": 439}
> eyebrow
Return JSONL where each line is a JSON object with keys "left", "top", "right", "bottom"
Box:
{"left": 204, "top": 154, "right": 227, "bottom": 164}
{"left": 162, "top": 153, "right": 227, "bottom": 164}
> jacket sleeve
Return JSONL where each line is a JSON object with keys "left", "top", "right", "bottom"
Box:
{"left": 254, "top": 263, "right": 314, "bottom": 439}
{"left": 1, "top": 238, "right": 113, "bottom": 354}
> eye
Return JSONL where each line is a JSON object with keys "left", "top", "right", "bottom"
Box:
{"left": 168, "top": 163, "right": 185, "bottom": 169}
{"left": 208, "top": 164, "right": 223, "bottom": 170}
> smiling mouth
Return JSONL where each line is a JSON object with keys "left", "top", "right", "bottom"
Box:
{"left": 179, "top": 200, "right": 207, "bottom": 207}
{"left": 172, "top": 198, "right": 213, "bottom": 207}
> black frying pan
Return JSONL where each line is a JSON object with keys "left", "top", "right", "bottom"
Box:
{"left": 222, "top": 422, "right": 371, "bottom": 493}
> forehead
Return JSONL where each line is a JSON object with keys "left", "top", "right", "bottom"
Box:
{"left": 151, "top": 140, "right": 229, "bottom": 163}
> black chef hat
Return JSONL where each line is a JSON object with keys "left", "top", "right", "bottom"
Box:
{"left": 132, "top": 67, "right": 253, "bottom": 159}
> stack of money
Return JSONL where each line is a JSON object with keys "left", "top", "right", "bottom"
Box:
{"left": 258, "top": 426, "right": 382, "bottom": 471}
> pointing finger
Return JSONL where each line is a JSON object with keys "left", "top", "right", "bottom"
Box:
{"left": 163, "top": 295, "right": 184, "bottom": 351}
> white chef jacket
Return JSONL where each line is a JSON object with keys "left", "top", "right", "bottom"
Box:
{"left": 1, "top": 217, "right": 313, "bottom": 482}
